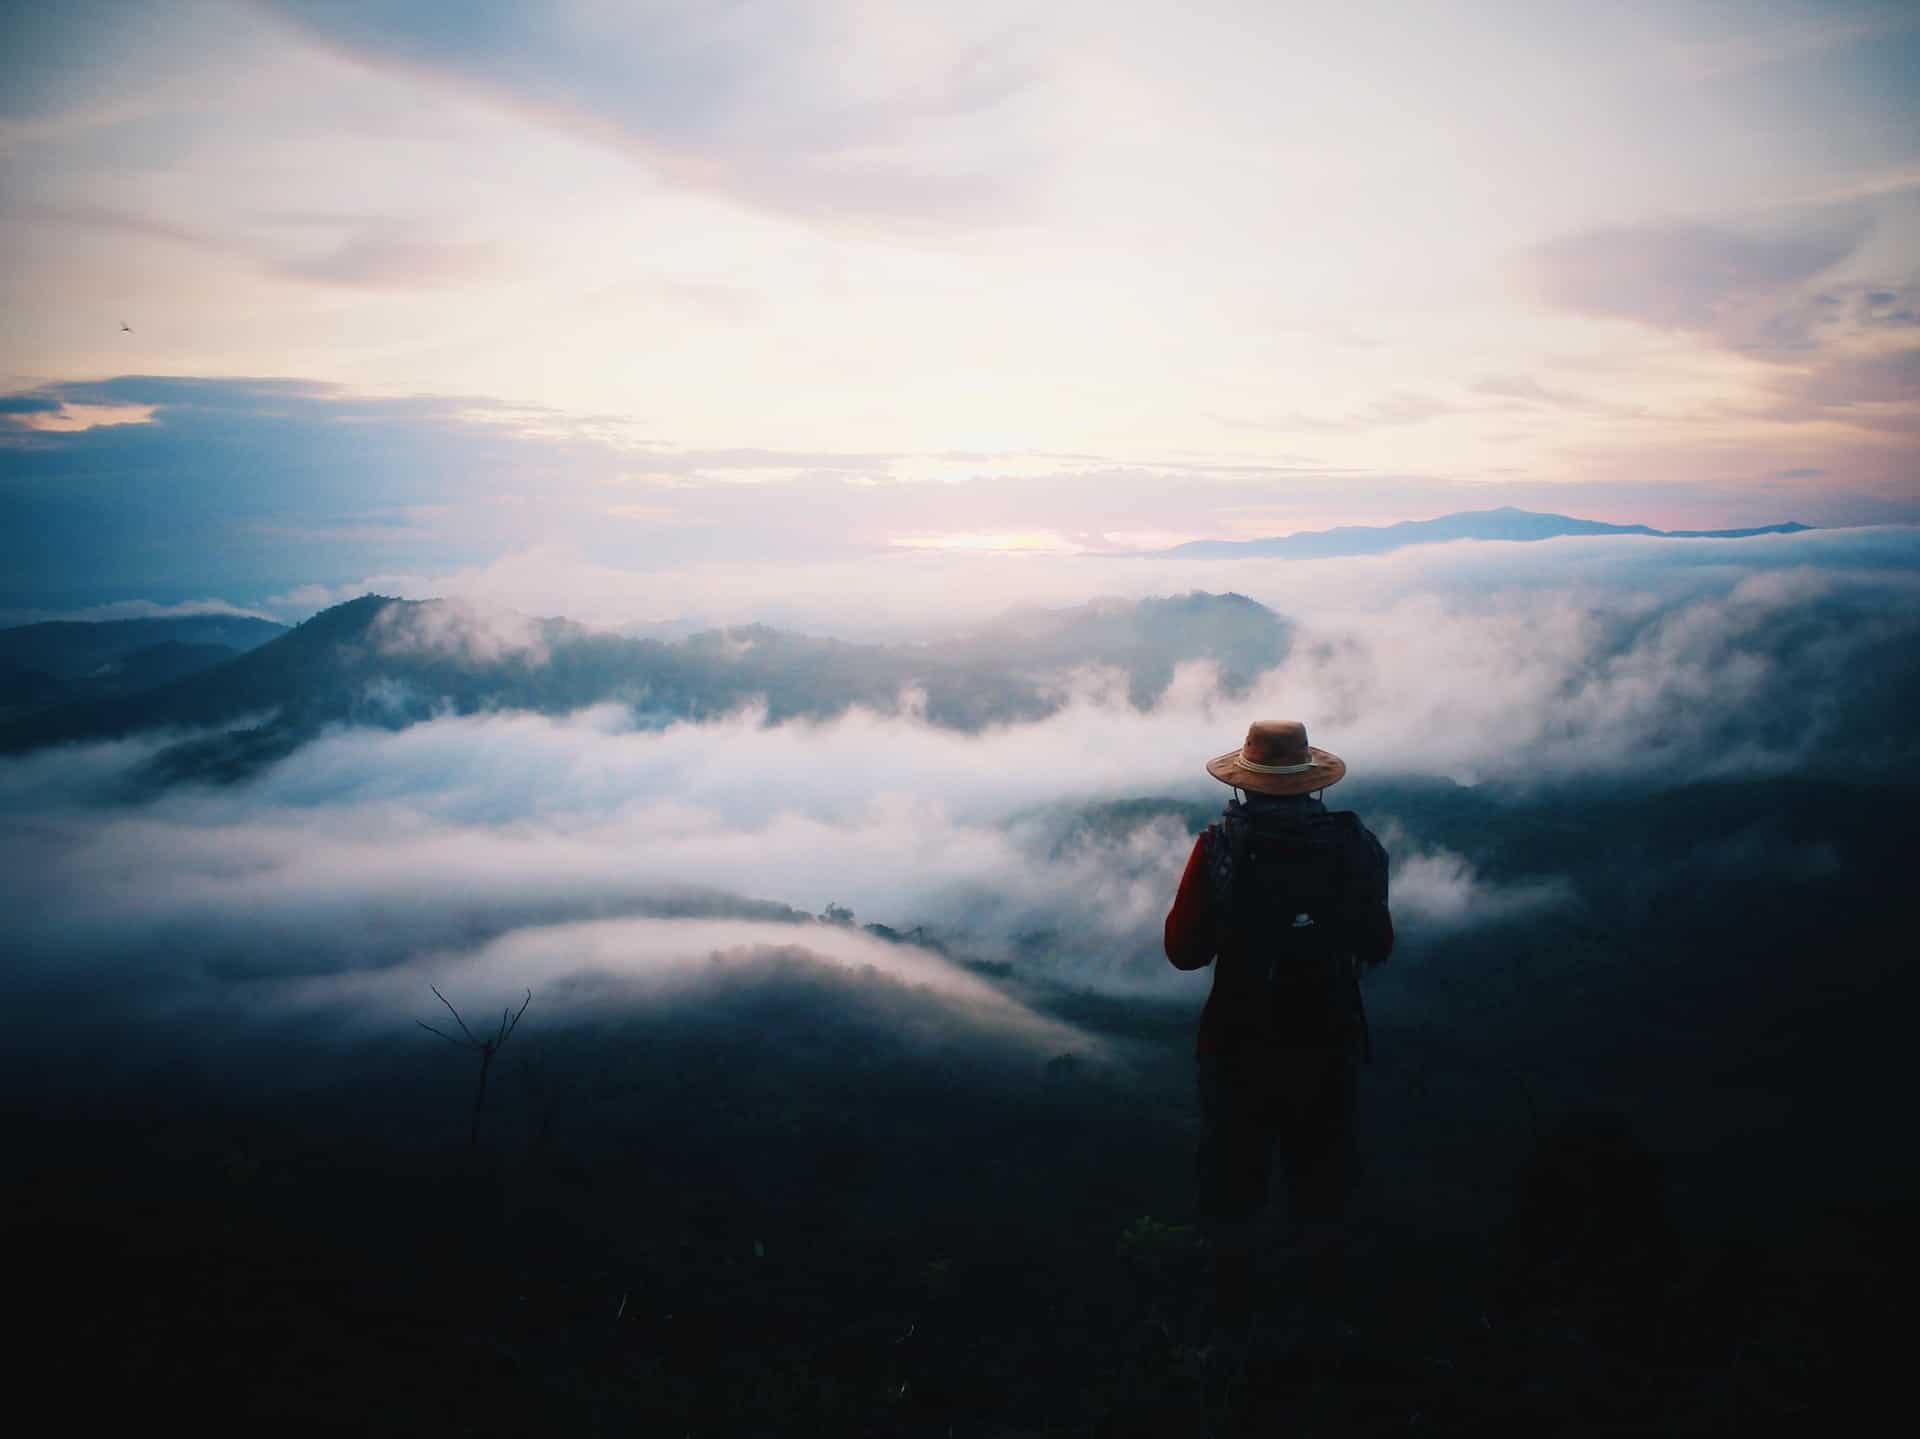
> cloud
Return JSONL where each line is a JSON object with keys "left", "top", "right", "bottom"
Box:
{"left": 0, "top": 376, "right": 620, "bottom": 610}
{"left": 1749, "top": 280, "right": 1920, "bottom": 351}
{"left": 0, "top": 596, "right": 278, "bottom": 626}
{"left": 4, "top": 530, "right": 1917, "bottom": 1113}
{"left": 1228, "top": 392, "right": 1465, "bottom": 434}
{"left": 369, "top": 596, "right": 552, "bottom": 668}
{"left": 26, "top": 204, "right": 515, "bottom": 291}
{"left": 1519, "top": 218, "right": 1866, "bottom": 352}
{"left": 0, "top": 387, "right": 157, "bottom": 434}
{"left": 1471, "top": 374, "right": 1587, "bottom": 407}
{"left": 0, "top": 715, "right": 1104, "bottom": 1088}
{"left": 1861, "top": 287, "right": 1920, "bottom": 327}
{"left": 5, "top": 372, "right": 1912, "bottom": 620}
{"left": 1466, "top": 373, "right": 1650, "bottom": 421}
{"left": 620, "top": 446, "right": 899, "bottom": 479}
{"left": 273, "top": 226, "right": 511, "bottom": 290}
{"left": 1371, "top": 822, "right": 1572, "bottom": 931}
{"left": 1780, "top": 345, "right": 1920, "bottom": 406}
{"left": 272, "top": 523, "right": 1920, "bottom": 647}
{"left": 295, "top": 917, "right": 1081, "bottom": 1054}
{"left": 1755, "top": 345, "right": 1920, "bottom": 432}
{"left": 1360, "top": 392, "right": 1457, "bottom": 426}
{"left": 1517, "top": 219, "right": 1920, "bottom": 434}
{"left": 1665, "top": 6, "right": 1920, "bottom": 82}
{"left": 255, "top": 0, "right": 1051, "bottom": 229}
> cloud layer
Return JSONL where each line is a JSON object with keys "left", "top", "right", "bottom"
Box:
{"left": 6, "top": 528, "right": 1915, "bottom": 1106}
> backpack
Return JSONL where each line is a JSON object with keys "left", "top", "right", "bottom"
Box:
{"left": 1214, "top": 808, "right": 1362, "bottom": 1045}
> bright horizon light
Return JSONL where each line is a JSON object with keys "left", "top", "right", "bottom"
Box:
{"left": 1, "top": 1, "right": 1916, "bottom": 615}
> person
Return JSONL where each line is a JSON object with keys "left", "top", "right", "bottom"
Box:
{"left": 1164, "top": 719, "right": 1393, "bottom": 1344}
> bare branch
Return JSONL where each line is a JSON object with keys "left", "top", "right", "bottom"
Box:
{"left": 499, "top": 988, "right": 533, "bottom": 1049}
{"left": 430, "top": 984, "right": 480, "bottom": 1046}
{"left": 415, "top": 1019, "right": 467, "bottom": 1048}
{"left": 417, "top": 984, "right": 533, "bottom": 1148}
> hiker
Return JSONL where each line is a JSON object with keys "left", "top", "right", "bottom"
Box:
{"left": 1164, "top": 720, "right": 1393, "bottom": 1341}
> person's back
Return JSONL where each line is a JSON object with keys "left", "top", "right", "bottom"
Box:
{"left": 1164, "top": 720, "right": 1392, "bottom": 1346}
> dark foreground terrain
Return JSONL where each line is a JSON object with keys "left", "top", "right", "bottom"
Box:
{"left": 8, "top": 776, "right": 1913, "bottom": 1435}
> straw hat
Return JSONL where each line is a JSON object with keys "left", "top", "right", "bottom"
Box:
{"left": 1205, "top": 719, "right": 1346, "bottom": 796}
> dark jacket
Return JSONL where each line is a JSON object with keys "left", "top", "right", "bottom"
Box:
{"left": 1164, "top": 793, "right": 1393, "bottom": 1055}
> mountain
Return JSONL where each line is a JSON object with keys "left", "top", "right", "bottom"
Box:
{"left": 0, "top": 591, "right": 1292, "bottom": 778}
{"left": 1154, "top": 506, "right": 1812, "bottom": 559}
{"left": 0, "top": 614, "right": 287, "bottom": 719}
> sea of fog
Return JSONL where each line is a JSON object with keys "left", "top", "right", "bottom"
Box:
{"left": 5, "top": 526, "right": 1915, "bottom": 1104}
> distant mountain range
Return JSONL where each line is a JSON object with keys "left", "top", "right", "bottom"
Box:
{"left": 1154, "top": 506, "right": 1812, "bottom": 559}
{"left": 0, "top": 504, "right": 1821, "bottom": 777}
{"left": 0, "top": 591, "right": 1290, "bottom": 782}
{"left": 0, "top": 614, "right": 287, "bottom": 720}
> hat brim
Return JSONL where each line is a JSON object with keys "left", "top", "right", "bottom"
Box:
{"left": 1205, "top": 745, "right": 1346, "bottom": 796}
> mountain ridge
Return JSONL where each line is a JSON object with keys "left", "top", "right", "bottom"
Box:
{"left": 0, "top": 591, "right": 1293, "bottom": 777}
{"left": 1153, "top": 505, "right": 1812, "bottom": 559}
{"left": 0, "top": 613, "right": 287, "bottom": 719}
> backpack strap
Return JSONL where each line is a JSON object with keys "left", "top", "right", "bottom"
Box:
{"left": 1203, "top": 813, "right": 1248, "bottom": 913}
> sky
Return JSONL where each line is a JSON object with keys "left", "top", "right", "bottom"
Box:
{"left": 2, "top": 0, "right": 1918, "bottom": 618}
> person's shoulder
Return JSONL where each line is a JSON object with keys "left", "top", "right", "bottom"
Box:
{"left": 1202, "top": 810, "right": 1248, "bottom": 851}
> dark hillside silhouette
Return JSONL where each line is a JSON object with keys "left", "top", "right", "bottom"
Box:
{"left": 0, "top": 592, "right": 1291, "bottom": 775}
{"left": 0, "top": 613, "right": 285, "bottom": 716}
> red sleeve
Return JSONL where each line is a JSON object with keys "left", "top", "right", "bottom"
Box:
{"left": 1164, "top": 833, "right": 1217, "bottom": 971}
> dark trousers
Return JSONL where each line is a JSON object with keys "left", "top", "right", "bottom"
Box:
{"left": 1196, "top": 1046, "right": 1358, "bottom": 1323}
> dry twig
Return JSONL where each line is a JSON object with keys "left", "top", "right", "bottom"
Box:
{"left": 416, "top": 986, "right": 533, "bottom": 1146}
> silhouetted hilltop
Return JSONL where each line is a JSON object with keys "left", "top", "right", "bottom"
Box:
{"left": 1156, "top": 506, "right": 1812, "bottom": 558}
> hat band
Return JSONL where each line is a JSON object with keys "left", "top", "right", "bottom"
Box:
{"left": 1236, "top": 750, "right": 1318, "bottom": 775}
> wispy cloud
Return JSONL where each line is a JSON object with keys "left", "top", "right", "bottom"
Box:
{"left": 1468, "top": 373, "right": 1658, "bottom": 423}
{"left": 1518, "top": 218, "right": 1866, "bottom": 351}
{"left": 1754, "top": 345, "right": 1920, "bottom": 433}
{"left": 0, "top": 397, "right": 156, "bottom": 434}
{"left": 255, "top": 0, "right": 1051, "bottom": 230}
{"left": 1516, "top": 212, "right": 1920, "bottom": 443}
{"left": 1666, "top": 5, "right": 1920, "bottom": 81}
{"left": 0, "top": 596, "right": 278, "bottom": 626}
{"left": 1216, "top": 393, "right": 1466, "bottom": 435}
{"left": 26, "top": 204, "right": 511, "bottom": 291}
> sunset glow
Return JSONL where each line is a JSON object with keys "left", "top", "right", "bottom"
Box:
{"left": 0, "top": 0, "right": 1915, "bottom": 617}
{"left": 892, "top": 531, "right": 1088, "bottom": 554}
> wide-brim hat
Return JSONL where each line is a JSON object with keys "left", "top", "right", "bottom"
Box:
{"left": 1205, "top": 719, "right": 1346, "bottom": 796}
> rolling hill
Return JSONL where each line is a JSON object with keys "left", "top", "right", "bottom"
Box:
{"left": 0, "top": 613, "right": 287, "bottom": 719}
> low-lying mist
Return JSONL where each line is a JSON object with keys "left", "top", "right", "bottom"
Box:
{"left": 6, "top": 529, "right": 1916, "bottom": 1114}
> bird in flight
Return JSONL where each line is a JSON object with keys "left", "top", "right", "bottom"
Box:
{"left": 120, "top": 322, "right": 132, "bottom": 333}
